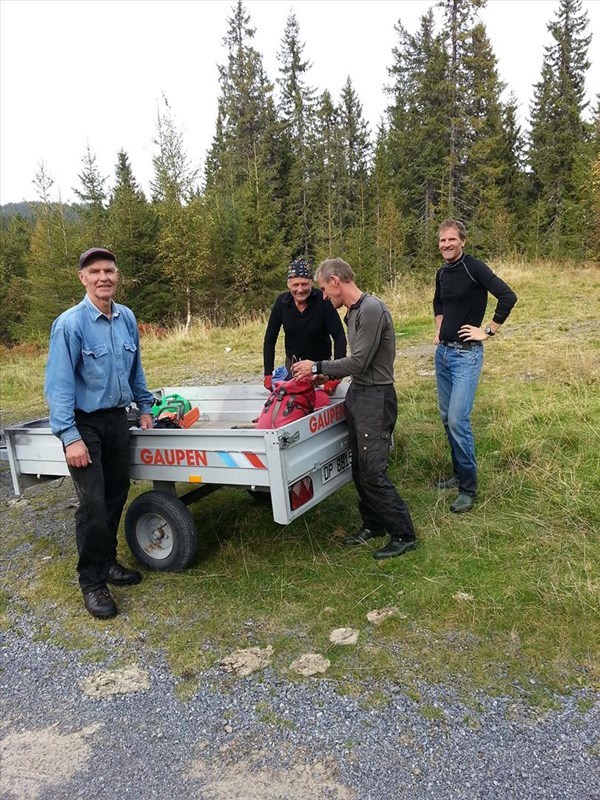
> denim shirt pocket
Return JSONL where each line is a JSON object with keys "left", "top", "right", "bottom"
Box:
{"left": 81, "top": 344, "right": 109, "bottom": 387}
{"left": 123, "top": 340, "right": 138, "bottom": 371}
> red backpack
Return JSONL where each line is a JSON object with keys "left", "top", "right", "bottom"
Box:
{"left": 255, "top": 378, "right": 317, "bottom": 429}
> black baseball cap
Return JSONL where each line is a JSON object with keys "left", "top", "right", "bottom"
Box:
{"left": 78, "top": 247, "right": 117, "bottom": 269}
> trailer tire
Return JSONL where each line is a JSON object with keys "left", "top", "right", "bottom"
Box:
{"left": 125, "top": 491, "right": 198, "bottom": 571}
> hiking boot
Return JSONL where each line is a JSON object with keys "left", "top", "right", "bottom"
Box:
{"left": 435, "top": 476, "right": 459, "bottom": 489}
{"left": 372, "top": 538, "right": 417, "bottom": 560}
{"left": 83, "top": 586, "right": 118, "bottom": 619}
{"left": 342, "top": 527, "right": 384, "bottom": 546}
{"left": 107, "top": 561, "right": 142, "bottom": 586}
{"left": 450, "top": 493, "right": 476, "bottom": 513}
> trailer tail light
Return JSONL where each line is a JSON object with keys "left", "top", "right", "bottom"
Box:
{"left": 289, "top": 476, "right": 314, "bottom": 510}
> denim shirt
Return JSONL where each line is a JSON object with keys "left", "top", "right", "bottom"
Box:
{"left": 45, "top": 295, "right": 155, "bottom": 445}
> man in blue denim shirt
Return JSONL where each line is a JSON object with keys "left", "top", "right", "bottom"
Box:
{"left": 45, "top": 247, "right": 155, "bottom": 619}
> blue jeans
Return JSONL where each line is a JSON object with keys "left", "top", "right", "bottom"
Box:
{"left": 435, "top": 343, "right": 484, "bottom": 495}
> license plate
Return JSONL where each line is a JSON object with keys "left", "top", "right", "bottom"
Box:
{"left": 322, "top": 450, "right": 352, "bottom": 484}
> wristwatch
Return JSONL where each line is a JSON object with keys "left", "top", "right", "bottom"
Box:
{"left": 311, "top": 363, "right": 319, "bottom": 374}
{"left": 484, "top": 326, "right": 495, "bottom": 337}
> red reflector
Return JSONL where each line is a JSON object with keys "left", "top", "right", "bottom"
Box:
{"left": 289, "top": 476, "right": 314, "bottom": 510}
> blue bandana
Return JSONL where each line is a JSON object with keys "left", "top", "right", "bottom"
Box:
{"left": 287, "top": 258, "right": 313, "bottom": 280}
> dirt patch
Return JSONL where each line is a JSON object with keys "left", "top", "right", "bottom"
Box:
{"left": 7, "top": 497, "right": 29, "bottom": 509}
{"left": 0, "top": 723, "right": 101, "bottom": 800}
{"left": 329, "top": 627, "right": 359, "bottom": 645}
{"left": 397, "top": 343, "right": 436, "bottom": 361}
{"left": 289, "top": 653, "right": 331, "bottom": 676}
{"left": 189, "top": 748, "right": 353, "bottom": 799}
{"left": 366, "top": 606, "right": 402, "bottom": 625}
{"left": 220, "top": 645, "right": 273, "bottom": 676}
{"left": 79, "top": 665, "right": 150, "bottom": 698}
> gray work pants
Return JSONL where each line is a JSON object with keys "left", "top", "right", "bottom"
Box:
{"left": 345, "top": 383, "right": 415, "bottom": 541}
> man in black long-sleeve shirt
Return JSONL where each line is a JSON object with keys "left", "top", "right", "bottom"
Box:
{"left": 433, "top": 220, "right": 517, "bottom": 512}
{"left": 263, "top": 258, "right": 346, "bottom": 393}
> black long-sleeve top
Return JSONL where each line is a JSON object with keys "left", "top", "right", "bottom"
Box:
{"left": 433, "top": 254, "right": 517, "bottom": 342}
{"left": 263, "top": 288, "right": 347, "bottom": 375}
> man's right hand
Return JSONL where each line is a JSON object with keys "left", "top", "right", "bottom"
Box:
{"left": 65, "top": 440, "right": 92, "bottom": 468}
{"left": 291, "top": 360, "right": 314, "bottom": 380}
{"left": 263, "top": 375, "right": 273, "bottom": 391}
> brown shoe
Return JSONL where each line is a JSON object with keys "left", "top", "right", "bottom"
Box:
{"left": 107, "top": 562, "right": 142, "bottom": 586}
{"left": 83, "top": 586, "right": 118, "bottom": 619}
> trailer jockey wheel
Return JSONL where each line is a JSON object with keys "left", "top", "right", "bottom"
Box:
{"left": 125, "top": 490, "right": 198, "bottom": 571}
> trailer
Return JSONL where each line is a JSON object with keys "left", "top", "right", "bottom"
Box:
{"left": 4, "top": 384, "right": 352, "bottom": 571}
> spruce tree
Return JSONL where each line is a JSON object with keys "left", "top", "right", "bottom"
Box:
{"left": 385, "top": 10, "right": 450, "bottom": 268}
{"left": 204, "top": 1, "right": 285, "bottom": 309}
{"left": 0, "top": 215, "right": 32, "bottom": 344}
{"left": 437, "top": 0, "right": 485, "bottom": 214}
{"left": 73, "top": 145, "right": 108, "bottom": 245}
{"left": 371, "top": 124, "right": 408, "bottom": 285}
{"left": 311, "top": 90, "right": 344, "bottom": 260}
{"left": 461, "top": 21, "right": 511, "bottom": 255}
{"left": 575, "top": 97, "right": 600, "bottom": 260}
{"left": 498, "top": 96, "right": 528, "bottom": 251}
{"left": 337, "top": 77, "right": 373, "bottom": 274}
{"left": 527, "top": 0, "right": 592, "bottom": 256}
{"left": 26, "top": 163, "right": 81, "bottom": 336}
{"left": 108, "top": 150, "right": 161, "bottom": 320}
{"left": 205, "top": 0, "right": 273, "bottom": 189}
{"left": 152, "top": 102, "right": 205, "bottom": 326}
{"left": 585, "top": 148, "right": 600, "bottom": 258}
{"left": 276, "top": 11, "right": 317, "bottom": 259}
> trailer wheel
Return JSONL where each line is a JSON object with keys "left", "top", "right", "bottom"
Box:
{"left": 125, "top": 491, "right": 198, "bottom": 571}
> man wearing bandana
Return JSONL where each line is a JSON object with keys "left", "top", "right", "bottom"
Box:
{"left": 263, "top": 257, "right": 347, "bottom": 394}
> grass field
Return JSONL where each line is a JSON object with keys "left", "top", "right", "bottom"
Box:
{"left": 1, "top": 261, "right": 599, "bottom": 704}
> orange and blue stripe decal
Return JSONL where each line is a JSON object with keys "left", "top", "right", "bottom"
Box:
{"left": 216, "top": 451, "right": 267, "bottom": 469}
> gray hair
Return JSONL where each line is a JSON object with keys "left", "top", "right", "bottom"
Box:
{"left": 316, "top": 257, "right": 355, "bottom": 284}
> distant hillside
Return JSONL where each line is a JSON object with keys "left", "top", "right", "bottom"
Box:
{"left": 0, "top": 202, "right": 81, "bottom": 222}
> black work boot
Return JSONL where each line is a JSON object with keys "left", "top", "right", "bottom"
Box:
{"left": 450, "top": 493, "right": 476, "bottom": 513}
{"left": 82, "top": 586, "right": 118, "bottom": 619}
{"left": 372, "top": 538, "right": 417, "bottom": 560}
{"left": 435, "top": 476, "right": 459, "bottom": 490}
{"left": 107, "top": 561, "right": 142, "bottom": 586}
{"left": 342, "top": 527, "right": 385, "bottom": 546}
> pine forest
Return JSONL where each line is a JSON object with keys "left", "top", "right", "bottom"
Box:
{"left": 0, "top": 0, "right": 598, "bottom": 345}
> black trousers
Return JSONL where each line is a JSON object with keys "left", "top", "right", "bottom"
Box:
{"left": 68, "top": 408, "right": 131, "bottom": 591}
{"left": 345, "top": 383, "right": 415, "bottom": 541}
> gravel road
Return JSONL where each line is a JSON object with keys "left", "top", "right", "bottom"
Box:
{"left": 1, "top": 462, "right": 598, "bottom": 800}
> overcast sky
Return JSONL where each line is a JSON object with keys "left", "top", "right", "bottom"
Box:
{"left": 1, "top": 0, "right": 598, "bottom": 205}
